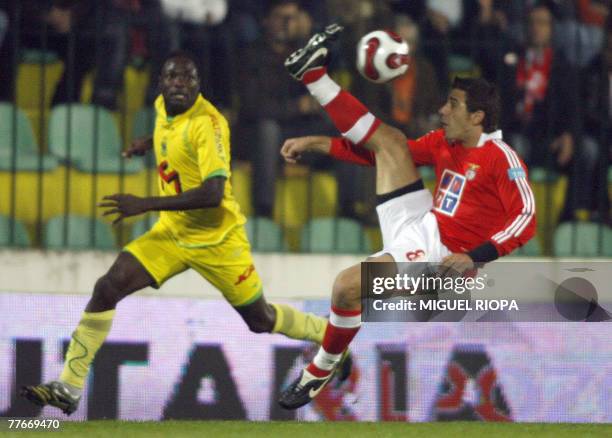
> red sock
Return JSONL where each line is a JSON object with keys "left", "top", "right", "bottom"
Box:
{"left": 307, "top": 306, "right": 361, "bottom": 377}
{"left": 302, "top": 67, "right": 380, "bottom": 145}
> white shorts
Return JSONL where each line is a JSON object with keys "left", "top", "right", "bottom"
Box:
{"left": 370, "top": 189, "right": 451, "bottom": 263}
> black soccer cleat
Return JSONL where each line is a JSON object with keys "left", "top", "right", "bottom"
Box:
{"left": 278, "top": 368, "right": 335, "bottom": 410}
{"left": 285, "top": 23, "right": 344, "bottom": 80}
{"left": 20, "top": 381, "right": 80, "bottom": 415}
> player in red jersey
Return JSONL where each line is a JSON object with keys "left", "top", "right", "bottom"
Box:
{"left": 278, "top": 25, "right": 536, "bottom": 409}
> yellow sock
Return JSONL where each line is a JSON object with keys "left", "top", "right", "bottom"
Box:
{"left": 59, "top": 310, "right": 115, "bottom": 389}
{"left": 271, "top": 303, "right": 328, "bottom": 344}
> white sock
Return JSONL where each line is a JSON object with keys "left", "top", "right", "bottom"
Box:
{"left": 312, "top": 347, "right": 343, "bottom": 371}
{"left": 305, "top": 73, "right": 341, "bottom": 106}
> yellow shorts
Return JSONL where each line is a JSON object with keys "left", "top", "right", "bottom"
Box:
{"left": 124, "top": 222, "right": 262, "bottom": 306}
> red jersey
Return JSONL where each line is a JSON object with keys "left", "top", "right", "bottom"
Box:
{"left": 330, "top": 129, "right": 536, "bottom": 257}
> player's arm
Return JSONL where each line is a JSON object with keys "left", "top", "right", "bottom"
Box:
{"left": 98, "top": 178, "right": 225, "bottom": 225}
{"left": 281, "top": 136, "right": 375, "bottom": 165}
{"left": 473, "top": 152, "right": 536, "bottom": 259}
{"left": 123, "top": 135, "right": 153, "bottom": 158}
{"left": 281, "top": 130, "right": 441, "bottom": 166}
{"left": 442, "top": 151, "right": 537, "bottom": 272}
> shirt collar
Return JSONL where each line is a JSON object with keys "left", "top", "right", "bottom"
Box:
{"left": 477, "top": 130, "right": 503, "bottom": 147}
{"left": 155, "top": 94, "right": 205, "bottom": 123}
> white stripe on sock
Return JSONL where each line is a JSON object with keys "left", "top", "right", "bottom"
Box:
{"left": 343, "top": 112, "right": 376, "bottom": 144}
{"left": 313, "top": 347, "right": 343, "bottom": 370}
{"left": 306, "top": 74, "right": 341, "bottom": 106}
{"left": 330, "top": 310, "right": 362, "bottom": 328}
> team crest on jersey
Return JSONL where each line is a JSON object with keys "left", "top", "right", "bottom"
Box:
{"left": 465, "top": 163, "right": 480, "bottom": 181}
{"left": 434, "top": 169, "right": 466, "bottom": 217}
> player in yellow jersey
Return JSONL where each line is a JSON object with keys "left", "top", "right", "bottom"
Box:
{"left": 21, "top": 52, "right": 350, "bottom": 415}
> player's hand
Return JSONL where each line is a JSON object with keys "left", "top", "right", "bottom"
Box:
{"left": 280, "top": 136, "right": 331, "bottom": 163}
{"left": 550, "top": 133, "right": 574, "bottom": 167}
{"left": 438, "top": 253, "right": 474, "bottom": 277}
{"left": 123, "top": 136, "right": 153, "bottom": 158}
{"left": 98, "top": 194, "right": 150, "bottom": 225}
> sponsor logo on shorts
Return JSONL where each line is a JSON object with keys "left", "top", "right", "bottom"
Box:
{"left": 435, "top": 169, "right": 465, "bottom": 217}
{"left": 235, "top": 264, "right": 255, "bottom": 286}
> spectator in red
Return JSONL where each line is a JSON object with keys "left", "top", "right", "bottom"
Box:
{"left": 478, "top": 2, "right": 598, "bottom": 220}
{"left": 496, "top": 3, "right": 580, "bottom": 170}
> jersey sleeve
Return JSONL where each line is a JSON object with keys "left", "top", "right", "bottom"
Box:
{"left": 329, "top": 129, "right": 442, "bottom": 167}
{"left": 407, "top": 130, "right": 441, "bottom": 166}
{"left": 487, "top": 147, "right": 536, "bottom": 257}
{"left": 194, "top": 114, "right": 230, "bottom": 181}
{"left": 329, "top": 137, "right": 376, "bottom": 166}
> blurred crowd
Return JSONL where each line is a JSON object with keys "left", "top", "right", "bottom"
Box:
{"left": 0, "top": 0, "right": 610, "bottom": 225}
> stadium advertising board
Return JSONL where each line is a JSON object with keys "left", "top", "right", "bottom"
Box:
{"left": 1, "top": 293, "right": 610, "bottom": 422}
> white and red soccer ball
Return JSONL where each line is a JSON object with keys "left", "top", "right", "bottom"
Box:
{"left": 356, "top": 30, "right": 410, "bottom": 84}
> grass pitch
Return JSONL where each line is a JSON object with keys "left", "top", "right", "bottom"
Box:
{"left": 3, "top": 421, "right": 610, "bottom": 437}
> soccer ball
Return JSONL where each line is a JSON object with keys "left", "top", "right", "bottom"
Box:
{"left": 356, "top": 30, "right": 410, "bottom": 84}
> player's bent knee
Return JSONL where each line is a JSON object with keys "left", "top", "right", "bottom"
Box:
{"left": 93, "top": 268, "right": 134, "bottom": 305}
{"left": 92, "top": 275, "right": 121, "bottom": 307}
{"left": 332, "top": 265, "right": 361, "bottom": 307}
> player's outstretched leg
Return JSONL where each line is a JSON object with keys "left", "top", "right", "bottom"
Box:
{"left": 234, "top": 294, "right": 353, "bottom": 384}
{"left": 21, "top": 252, "right": 155, "bottom": 415}
{"left": 279, "top": 254, "right": 392, "bottom": 409}
{"left": 286, "top": 24, "right": 421, "bottom": 196}
{"left": 285, "top": 23, "right": 343, "bottom": 81}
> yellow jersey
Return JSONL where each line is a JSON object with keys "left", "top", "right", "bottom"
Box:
{"left": 153, "top": 94, "right": 245, "bottom": 247}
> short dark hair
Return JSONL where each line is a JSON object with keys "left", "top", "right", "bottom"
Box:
{"left": 529, "top": 1, "right": 557, "bottom": 18}
{"left": 267, "top": 0, "right": 301, "bottom": 15}
{"left": 452, "top": 77, "right": 500, "bottom": 133}
{"left": 162, "top": 50, "right": 198, "bottom": 69}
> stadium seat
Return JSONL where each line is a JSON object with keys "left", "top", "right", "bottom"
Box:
{"left": 131, "top": 107, "right": 157, "bottom": 168}
{"left": 129, "top": 214, "right": 158, "bottom": 240}
{"left": 509, "top": 237, "right": 542, "bottom": 257}
{"left": 300, "top": 217, "right": 372, "bottom": 253}
{"left": 0, "top": 103, "right": 37, "bottom": 152}
{"left": 310, "top": 172, "right": 338, "bottom": 217}
{"left": 419, "top": 166, "right": 435, "bottom": 181}
{"left": 16, "top": 58, "right": 63, "bottom": 111}
{"left": 553, "top": 222, "right": 612, "bottom": 257}
{"left": 274, "top": 168, "right": 340, "bottom": 229}
{"left": 81, "top": 66, "right": 151, "bottom": 145}
{"left": 245, "top": 217, "right": 286, "bottom": 252}
{"left": 0, "top": 215, "right": 31, "bottom": 247}
{"left": 419, "top": 166, "right": 436, "bottom": 192}
{"left": 0, "top": 103, "right": 58, "bottom": 171}
{"left": 132, "top": 107, "right": 157, "bottom": 139}
{"left": 274, "top": 167, "right": 309, "bottom": 228}
{"left": 529, "top": 167, "right": 567, "bottom": 254}
{"left": 44, "top": 214, "right": 116, "bottom": 250}
{"left": 230, "top": 161, "right": 253, "bottom": 217}
{"left": 16, "top": 58, "right": 64, "bottom": 143}
{"left": 48, "top": 104, "right": 142, "bottom": 173}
